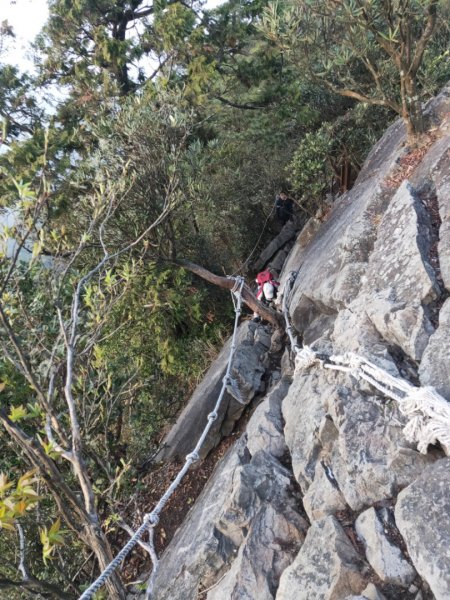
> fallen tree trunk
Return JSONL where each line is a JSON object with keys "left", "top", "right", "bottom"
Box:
{"left": 175, "top": 259, "right": 285, "bottom": 330}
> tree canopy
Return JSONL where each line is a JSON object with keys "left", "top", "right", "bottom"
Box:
{"left": 0, "top": 0, "right": 449, "bottom": 596}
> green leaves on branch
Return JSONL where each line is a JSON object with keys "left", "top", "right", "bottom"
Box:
{"left": 0, "top": 470, "right": 41, "bottom": 531}
{"left": 288, "top": 123, "right": 333, "bottom": 207}
{"left": 40, "top": 518, "right": 68, "bottom": 563}
{"left": 259, "top": 0, "right": 445, "bottom": 139}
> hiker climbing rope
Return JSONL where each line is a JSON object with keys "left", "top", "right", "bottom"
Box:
{"left": 79, "top": 277, "right": 245, "bottom": 600}
{"left": 282, "top": 271, "right": 450, "bottom": 456}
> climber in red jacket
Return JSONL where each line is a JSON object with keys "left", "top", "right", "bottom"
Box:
{"left": 253, "top": 270, "right": 280, "bottom": 322}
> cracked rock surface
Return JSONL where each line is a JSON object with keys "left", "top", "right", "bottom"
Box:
{"left": 395, "top": 458, "right": 450, "bottom": 600}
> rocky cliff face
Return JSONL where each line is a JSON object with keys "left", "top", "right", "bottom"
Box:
{"left": 139, "top": 86, "right": 450, "bottom": 600}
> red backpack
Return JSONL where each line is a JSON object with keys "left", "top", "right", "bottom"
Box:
{"left": 256, "top": 270, "right": 275, "bottom": 285}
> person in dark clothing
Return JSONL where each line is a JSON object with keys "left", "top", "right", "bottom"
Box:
{"left": 275, "top": 191, "right": 294, "bottom": 225}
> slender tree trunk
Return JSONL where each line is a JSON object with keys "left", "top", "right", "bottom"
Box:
{"left": 84, "top": 525, "right": 127, "bottom": 600}
{"left": 0, "top": 412, "right": 127, "bottom": 600}
{"left": 401, "top": 73, "right": 424, "bottom": 142}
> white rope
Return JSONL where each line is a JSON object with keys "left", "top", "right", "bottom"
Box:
{"left": 281, "top": 272, "right": 450, "bottom": 456}
{"left": 78, "top": 277, "right": 245, "bottom": 600}
{"left": 323, "top": 352, "right": 450, "bottom": 455}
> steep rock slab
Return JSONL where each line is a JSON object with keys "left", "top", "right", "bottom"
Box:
{"left": 276, "top": 515, "right": 368, "bottom": 600}
{"left": 303, "top": 414, "right": 348, "bottom": 521}
{"left": 418, "top": 297, "right": 450, "bottom": 401}
{"left": 149, "top": 438, "right": 246, "bottom": 600}
{"left": 364, "top": 181, "right": 437, "bottom": 360}
{"left": 254, "top": 219, "right": 301, "bottom": 272}
{"left": 284, "top": 367, "right": 433, "bottom": 512}
{"left": 327, "top": 383, "right": 434, "bottom": 511}
{"left": 395, "top": 458, "right": 450, "bottom": 600}
{"left": 434, "top": 148, "right": 450, "bottom": 291}
{"left": 282, "top": 369, "right": 340, "bottom": 491}
{"left": 284, "top": 178, "right": 391, "bottom": 334}
{"left": 278, "top": 217, "right": 322, "bottom": 287}
{"left": 208, "top": 501, "right": 307, "bottom": 600}
{"left": 156, "top": 321, "right": 270, "bottom": 462}
{"left": 149, "top": 442, "right": 307, "bottom": 600}
{"left": 302, "top": 459, "right": 348, "bottom": 521}
{"left": 355, "top": 508, "right": 416, "bottom": 586}
{"left": 409, "top": 131, "right": 450, "bottom": 194}
{"left": 331, "top": 302, "right": 396, "bottom": 361}
{"left": 246, "top": 378, "right": 290, "bottom": 459}
{"left": 280, "top": 115, "right": 409, "bottom": 327}
{"left": 226, "top": 324, "right": 270, "bottom": 409}
{"left": 353, "top": 119, "right": 406, "bottom": 187}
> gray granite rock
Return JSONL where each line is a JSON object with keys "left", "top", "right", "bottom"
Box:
{"left": 395, "top": 458, "right": 450, "bottom": 600}
{"left": 364, "top": 181, "right": 438, "bottom": 360}
{"left": 423, "top": 82, "right": 450, "bottom": 125}
{"left": 355, "top": 507, "right": 416, "bottom": 586}
{"left": 327, "top": 384, "right": 434, "bottom": 511}
{"left": 276, "top": 516, "right": 368, "bottom": 600}
{"left": 434, "top": 148, "right": 450, "bottom": 291}
{"left": 279, "top": 179, "right": 391, "bottom": 334}
{"left": 148, "top": 443, "right": 307, "bottom": 600}
{"left": 365, "top": 289, "right": 434, "bottom": 361}
{"left": 246, "top": 379, "right": 290, "bottom": 459}
{"left": 409, "top": 133, "right": 450, "bottom": 193}
{"left": 419, "top": 297, "right": 450, "bottom": 402}
{"left": 302, "top": 459, "right": 348, "bottom": 521}
{"left": 282, "top": 369, "right": 338, "bottom": 491}
{"left": 254, "top": 220, "right": 301, "bottom": 272}
{"left": 354, "top": 119, "right": 406, "bottom": 187}
{"left": 284, "top": 365, "right": 433, "bottom": 511}
{"left": 208, "top": 501, "right": 306, "bottom": 600}
{"left": 302, "top": 415, "right": 348, "bottom": 520}
{"left": 278, "top": 217, "right": 322, "bottom": 287}
{"left": 346, "top": 583, "right": 387, "bottom": 600}
{"left": 331, "top": 300, "right": 396, "bottom": 360}
{"left": 156, "top": 321, "right": 270, "bottom": 462}
{"left": 149, "top": 438, "right": 247, "bottom": 600}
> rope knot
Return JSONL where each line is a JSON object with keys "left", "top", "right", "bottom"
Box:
{"left": 186, "top": 451, "right": 200, "bottom": 463}
{"left": 402, "top": 386, "right": 426, "bottom": 412}
{"left": 228, "top": 275, "right": 244, "bottom": 295}
{"left": 207, "top": 411, "right": 218, "bottom": 422}
{"left": 144, "top": 513, "right": 160, "bottom": 527}
{"left": 294, "top": 345, "right": 319, "bottom": 373}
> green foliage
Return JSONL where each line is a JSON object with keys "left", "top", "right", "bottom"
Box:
{"left": 40, "top": 518, "right": 68, "bottom": 563}
{"left": 1, "top": 0, "right": 449, "bottom": 592}
{"left": 259, "top": 0, "right": 446, "bottom": 137}
{"left": 288, "top": 103, "right": 391, "bottom": 207}
{"left": 0, "top": 64, "right": 43, "bottom": 143}
{"left": 288, "top": 124, "right": 333, "bottom": 207}
{"left": 0, "top": 470, "right": 40, "bottom": 530}
{"left": 153, "top": 3, "right": 196, "bottom": 52}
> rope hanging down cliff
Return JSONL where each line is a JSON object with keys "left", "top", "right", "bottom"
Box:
{"left": 282, "top": 271, "right": 450, "bottom": 456}
{"left": 78, "top": 277, "right": 245, "bottom": 600}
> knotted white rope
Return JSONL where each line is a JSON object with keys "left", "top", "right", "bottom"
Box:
{"left": 281, "top": 272, "right": 450, "bottom": 456}
{"left": 78, "top": 277, "right": 245, "bottom": 600}
{"left": 294, "top": 345, "right": 320, "bottom": 371}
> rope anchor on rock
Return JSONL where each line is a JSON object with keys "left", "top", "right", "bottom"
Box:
{"left": 281, "top": 270, "right": 450, "bottom": 457}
